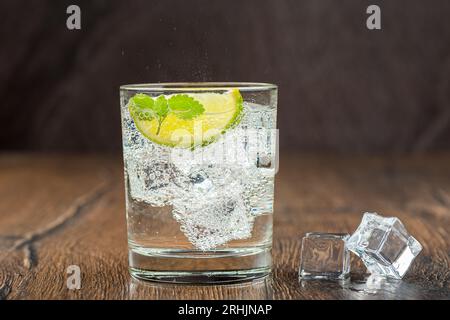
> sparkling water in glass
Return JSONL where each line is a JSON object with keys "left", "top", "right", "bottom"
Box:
{"left": 120, "top": 83, "right": 278, "bottom": 283}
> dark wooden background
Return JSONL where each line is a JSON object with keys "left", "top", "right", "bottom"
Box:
{"left": 1, "top": 0, "right": 450, "bottom": 152}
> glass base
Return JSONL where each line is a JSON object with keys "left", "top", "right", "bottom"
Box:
{"left": 130, "top": 268, "right": 270, "bottom": 284}
{"left": 128, "top": 246, "right": 272, "bottom": 284}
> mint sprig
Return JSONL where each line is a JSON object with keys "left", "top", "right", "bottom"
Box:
{"left": 129, "top": 93, "right": 205, "bottom": 135}
{"left": 153, "top": 96, "right": 169, "bottom": 134}
{"left": 168, "top": 94, "right": 205, "bottom": 120}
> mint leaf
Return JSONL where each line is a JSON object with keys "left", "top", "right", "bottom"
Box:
{"left": 154, "top": 95, "right": 169, "bottom": 119}
{"left": 168, "top": 94, "right": 205, "bottom": 120}
{"left": 129, "top": 93, "right": 156, "bottom": 121}
{"left": 154, "top": 95, "right": 169, "bottom": 135}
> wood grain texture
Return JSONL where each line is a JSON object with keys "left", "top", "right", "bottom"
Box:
{"left": 0, "top": 153, "right": 449, "bottom": 300}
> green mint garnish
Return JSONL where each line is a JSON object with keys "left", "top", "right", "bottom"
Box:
{"left": 129, "top": 94, "right": 156, "bottom": 121}
{"left": 154, "top": 95, "right": 169, "bottom": 118}
{"left": 153, "top": 96, "right": 169, "bottom": 134}
{"left": 129, "top": 93, "right": 205, "bottom": 135}
{"left": 168, "top": 94, "right": 205, "bottom": 120}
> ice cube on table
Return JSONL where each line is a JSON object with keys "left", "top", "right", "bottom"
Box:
{"left": 299, "top": 232, "right": 351, "bottom": 280}
{"left": 346, "top": 212, "right": 422, "bottom": 279}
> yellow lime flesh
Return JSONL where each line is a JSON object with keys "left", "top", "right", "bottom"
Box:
{"left": 129, "top": 89, "right": 243, "bottom": 148}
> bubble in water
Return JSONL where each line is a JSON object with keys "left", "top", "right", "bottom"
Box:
{"left": 173, "top": 191, "right": 253, "bottom": 250}
{"left": 123, "top": 102, "right": 277, "bottom": 250}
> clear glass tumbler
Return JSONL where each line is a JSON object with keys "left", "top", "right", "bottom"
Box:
{"left": 120, "top": 83, "right": 278, "bottom": 283}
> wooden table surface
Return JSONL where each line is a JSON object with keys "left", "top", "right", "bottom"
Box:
{"left": 0, "top": 153, "right": 449, "bottom": 300}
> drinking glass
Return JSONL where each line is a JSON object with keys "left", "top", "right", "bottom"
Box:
{"left": 120, "top": 83, "right": 278, "bottom": 283}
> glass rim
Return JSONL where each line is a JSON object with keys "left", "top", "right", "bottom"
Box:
{"left": 120, "top": 82, "right": 277, "bottom": 92}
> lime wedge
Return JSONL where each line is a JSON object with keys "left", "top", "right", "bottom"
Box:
{"left": 129, "top": 89, "right": 243, "bottom": 148}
